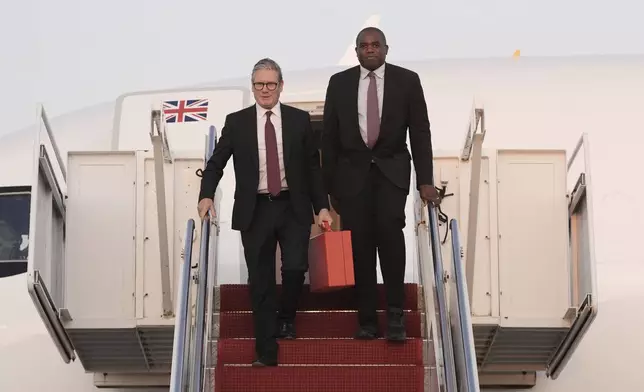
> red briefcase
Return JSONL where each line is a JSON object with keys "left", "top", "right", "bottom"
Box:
{"left": 308, "top": 222, "right": 355, "bottom": 292}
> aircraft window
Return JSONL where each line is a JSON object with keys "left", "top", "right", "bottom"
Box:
{"left": 0, "top": 190, "right": 30, "bottom": 262}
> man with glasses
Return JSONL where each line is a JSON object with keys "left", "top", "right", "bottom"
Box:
{"left": 198, "top": 58, "right": 333, "bottom": 367}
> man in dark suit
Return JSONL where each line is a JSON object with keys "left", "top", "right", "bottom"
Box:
{"left": 322, "top": 28, "right": 440, "bottom": 342}
{"left": 198, "top": 58, "right": 333, "bottom": 366}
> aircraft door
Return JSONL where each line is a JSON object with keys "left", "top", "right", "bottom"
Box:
{"left": 112, "top": 86, "right": 252, "bottom": 283}
{"left": 546, "top": 133, "right": 599, "bottom": 379}
{"left": 26, "top": 105, "right": 76, "bottom": 364}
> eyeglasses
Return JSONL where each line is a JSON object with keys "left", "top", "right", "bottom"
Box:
{"left": 253, "top": 82, "right": 279, "bottom": 91}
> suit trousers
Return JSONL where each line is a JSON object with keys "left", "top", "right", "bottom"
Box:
{"left": 240, "top": 192, "right": 311, "bottom": 359}
{"left": 338, "top": 164, "right": 408, "bottom": 328}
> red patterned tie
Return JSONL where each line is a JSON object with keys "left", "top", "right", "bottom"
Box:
{"left": 265, "top": 111, "right": 281, "bottom": 196}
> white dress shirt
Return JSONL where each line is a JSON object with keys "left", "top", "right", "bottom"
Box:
{"left": 256, "top": 102, "right": 288, "bottom": 193}
{"left": 357, "top": 63, "right": 385, "bottom": 146}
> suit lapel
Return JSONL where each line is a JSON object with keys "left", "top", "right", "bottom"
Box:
{"left": 380, "top": 63, "right": 394, "bottom": 129}
{"left": 348, "top": 66, "right": 360, "bottom": 117}
{"left": 246, "top": 105, "right": 259, "bottom": 171}
{"left": 347, "top": 66, "right": 364, "bottom": 146}
{"left": 280, "top": 105, "right": 292, "bottom": 168}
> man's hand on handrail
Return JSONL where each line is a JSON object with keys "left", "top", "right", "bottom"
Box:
{"left": 419, "top": 184, "right": 441, "bottom": 206}
{"left": 198, "top": 198, "right": 216, "bottom": 221}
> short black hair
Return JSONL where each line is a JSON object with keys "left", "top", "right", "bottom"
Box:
{"left": 355, "top": 27, "right": 387, "bottom": 47}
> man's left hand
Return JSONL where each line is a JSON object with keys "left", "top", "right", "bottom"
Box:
{"left": 419, "top": 185, "right": 441, "bottom": 205}
{"left": 318, "top": 208, "right": 334, "bottom": 228}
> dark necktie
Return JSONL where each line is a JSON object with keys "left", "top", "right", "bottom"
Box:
{"left": 265, "top": 111, "right": 281, "bottom": 196}
{"left": 366, "top": 71, "right": 380, "bottom": 148}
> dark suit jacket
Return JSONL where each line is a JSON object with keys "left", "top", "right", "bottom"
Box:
{"left": 322, "top": 63, "right": 434, "bottom": 200}
{"left": 198, "top": 104, "right": 329, "bottom": 231}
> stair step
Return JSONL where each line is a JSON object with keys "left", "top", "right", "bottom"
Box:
{"left": 218, "top": 311, "right": 423, "bottom": 339}
{"left": 214, "top": 364, "right": 425, "bottom": 392}
{"left": 218, "top": 283, "right": 419, "bottom": 311}
{"left": 217, "top": 338, "right": 424, "bottom": 365}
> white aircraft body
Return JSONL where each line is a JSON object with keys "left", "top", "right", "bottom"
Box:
{"left": 0, "top": 45, "right": 643, "bottom": 391}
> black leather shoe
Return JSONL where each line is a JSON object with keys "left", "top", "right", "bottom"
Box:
{"left": 252, "top": 357, "right": 278, "bottom": 367}
{"left": 277, "top": 320, "right": 296, "bottom": 340}
{"left": 354, "top": 326, "right": 378, "bottom": 340}
{"left": 386, "top": 308, "right": 406, "bottom": 342}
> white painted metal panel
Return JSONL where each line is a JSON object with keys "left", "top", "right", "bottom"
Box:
{"left": 142, "top": 154, "right": 175, "bottom": 319}
{"left": 64, "top": 152, "right": 137, "bottom": 322}
{"left": 26, "top": 106, "right": 75, "bottom": 364}
{"left": 112, "top": 87, "right": 251, "bottom": 153}
{"left": 457, "top": 156, "right": 495, "bottom": 318}
{"left": 140, "top": 153, "right": 205, "bottom": 319}
{"left": 496, "top": 150, "right": 570, "bottom": 326}
{"left": 432, "top": 154, "right": 496, "bottom": 319}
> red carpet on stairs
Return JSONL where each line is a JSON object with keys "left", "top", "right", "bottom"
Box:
{"left": 213, "top": 283, "right": 427, "bottom": 392}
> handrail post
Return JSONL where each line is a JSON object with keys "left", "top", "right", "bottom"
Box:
{"left": 37, "top": 104, "right": 67, "bottom": 181}
{"left": 149, "top": 108, "right": 174, "bottom": 317}
{"left": 428, "top": 204, "right": 458, "bottom": 392}
{"left": 460, "top": 107, "right": 486, "bottom": 307}
{"left": 169, "top": 219, "right": 196, "bottom": 392}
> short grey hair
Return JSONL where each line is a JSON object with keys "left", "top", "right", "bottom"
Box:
{"left": 251, "top": 58, "right": 283, "bottom": 82}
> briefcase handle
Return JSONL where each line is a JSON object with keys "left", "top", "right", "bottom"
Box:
{"left": 310, "top": 221, "right": 332, "bottom": 240}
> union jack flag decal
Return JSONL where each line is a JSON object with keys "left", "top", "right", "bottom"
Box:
{"left": 163, "top": 99, "right": 209, "bottom": 123}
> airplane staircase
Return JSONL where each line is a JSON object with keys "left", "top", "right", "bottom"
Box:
{"left": 212, "top": 283, "right": 426, "bottom": 391}
{"left": 172, "top": 213, "right": 478, "bottom": 391}
{"left": 168, "top": 122, "right": 480, "bottom": 391}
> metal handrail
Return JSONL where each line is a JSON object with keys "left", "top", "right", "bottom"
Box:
{"left": 38, "top": 104, "right": 67, "bottom": 181}
{"left": 191, "top": 125, "right": 219, "bottom": 392}
{"left": 169, "top": 219, "right": 196, "bottom": 392}
{"left": 415, "top": 201, "right": 440, "bottom": 384}
{"left": 427, "top": 204, "right": 458, "bottom": 392}
{"left": 449, "top": 219, "right": 480, "bottom": 391}
{"left": 200, "top": 211, "right": 219, "bottom": 392}
{"left": 190, "top": 218, "right": 211, "bottom": 391}
{"left": 169, "top": 125, "right": 220, "bottom": 392}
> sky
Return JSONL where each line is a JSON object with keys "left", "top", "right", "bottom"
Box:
{"left": 1, "top": 0, "right": 643, "bottom": 135}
